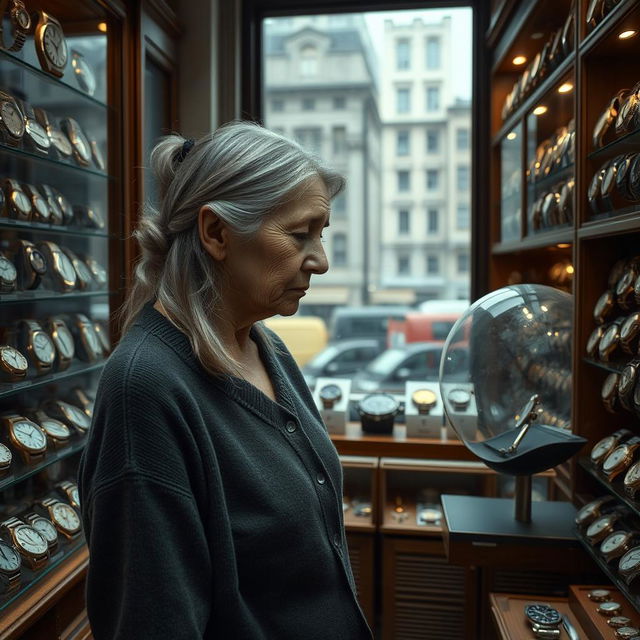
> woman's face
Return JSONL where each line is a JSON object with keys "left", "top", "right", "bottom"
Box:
{"left": 219, "top": 176, "right": 331, "bottom": 324}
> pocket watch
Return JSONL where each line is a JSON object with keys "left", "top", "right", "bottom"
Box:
{"left": 586, "top": 325, "right": 605, "bottom": 358}
{"left": 603, "top": 436, "right": 640, "bottom": 481}
{"left": 619, "top": 546, "right": 640, "bottom": 585}
{"left": 0, "top": 0, "right": 31, "bottom": 51}
{"left": 1, "top": 414, "right": 47, "bottom": 464}
{"left": 22, "top": 183, "right": 52, "bottom": 223}
{"left": 591, "top": 429, "right": 633, "bottom": 466}
{"left": 0, "top": 344, "right": 28, "bottom": 382}
{"left": 60, "top": 247, "right": 93, "bottom": 290}
{"left": 601, "top": 530, "right": 635, "bottom": 563}
{"left": 319, "top": 383, "right": 342, "bottom": 410}
{"left": 60, "top": 118, "right": 91, "bottom": 166}
{"left": 575, "top": 495, "right": 617, "bottom": 528}
{"left": 33, "top": 109, "right": 73, "bottom": 160}
{"left": 0, "top": 91, "right": 25, "bottom": 146}
{"left": 601, "top": 372, "right": 620, "bottom": 413}
{"left": 620, "top": 312, "right": 640, "bottom": 354}
{"left": 44, "top": 316, "right": 75, "bottom": 371}
{"left": 71, "top": 313, "right": 103, "bottom": 362}
{"left": 0, "top": 538, "right": 21, "bottom": 592}
{"left": 70, "top": 49, "right": 96, "bottom": 96}
{"left": 37, "top": 241, "right": 77, "bottom": 292}
{"left": 30, "top": 412, "right": 70, "bottom": 450}
{"left": 586, "top": 512, "right": 623, "bottom": 544}
{"left": 357, "top": 393, "right": 399, "bottom": 434}
{"left": 411, "top": 389, "right": 437, "bottom": 415}
{"left": 23, "top": 514, "right": 58, "bottom": 554}
{"left": 45, "top": 400, "right": 91, "bottom": 434}
{"left": 4, "top": 179, "right": 32, "bottom": 221}
{"left": 594, "top": 290, "right": 616, "bottom": 324}
{"left": 0, "top": 251, "right": 17, "bottom": 292}
{"left": 17, "top": 319, "right": 56, "bottom": 375}
{"left": 0, "top": 517, "right": 49, "bottom": 571}
{"left": 57, "top": 480, "right": 80, "bottom": 510}
{"left": 38, "top": 498, "right": 81, "bottom": 540}
{"left": 34, "top": 11, "right": 68, "bottom": 77}
{"left": 18, "top": 100, "right": 50, "bottom": 155}
{"left": 82, "top": 256, "right": 107, "bottom": 288}
{"left": 619, "top": 361, "right": 640, "bottom": 412}
{"left": 13, "top": 239, "right": 46, "bottom": 290}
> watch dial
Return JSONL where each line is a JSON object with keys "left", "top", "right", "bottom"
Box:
{"left": 413, "top": 389, "right": 437, "bottom": 405}
{"left": 15, "top": 8, "right": 30, "bottom": 29}
{"left": 12, "top": 419, "right": 46, "bottom": 450}
{"left": 603, "top": 446, "right": 628, "bottom": 473}
{"left": 0, "top": 443, "right": 11, "bottom": 465}
{"left": 0, "top": 102, "right": 24, "bottom": 137}
{"left": 1, "top": 346, "right": 28, "bottom": 371}
{"left": 43, "top": 23, "right": 68, "bottom": 68}
{"left": 620, "top": 547, "right": 640, "bottom": 572}
{"left": 52, "top": 503, "right": 80, "bottom": 532}
{"left": 587, "top": 514, "right": 615, "bottom": 538}
{"left": 448, "top": 388, "right": 471, "bottom": 408}
{"left": 0, "top": 540, "right": 20, "bottom": 572}
{"left": 86, "top": 258, "right": 107, "bottom": 285}
{"left": 54, "top": 325, "right": 75, "bottom": 358}
{"left": 598, "top": 601, "right": 622, "bottom": 613}
{"left": 320, "top": 384, "right": 342, "bottom": 402}
{"left": 51, "top": 130, "right": 72, "bottom": 157}
{"left": 60, "top": 402, "right": 91, "bottom": 429}
{"left": 71, "top": 50, "right": 96, "bottom": 95}
{"left": 28, "top": 247, "right": 47, "bottom": 274}
{"left": 84, "top": 325, "right": 101, "bottom": 356}
{"left": 594, "top": 291, "right": 614, "bottom": 321}
{"left": 12, "top": 190, "right": 31, "bottom": 216}
{"left": 14, "top": 525, "right": 48, "bottom": 555}
{"left": 31, "top": 518, "right": 57, "bottom": 543}
{"left": 587, "top": 326, "right": 603, "bottom": 355}
{"left": 524, "top": 604, "right": 562, "bottom": 625}
{"left": 0, "top": 255, "right": 17, "bottom": 283}
{"left": 599, "top": 324, "right": 620, "bottom": 356}
{"left": 621, "top": 313, "right": 640, "bottom": 341}
{"left": 32, "top": 195, "right": 50, "bottom": 220}
{"left": 601, "top": 531, "right": 630, "bottom": 554}
{"left": 55, "top": 191, "right": 73, "bottom": 222}
{"left": 26, "top": 121, "right": 50, "bottom": 148}
{"left": 33, "top": 331, "right": 55, "bottom": 363}
{"left": 619, "top": 365, "right": 637, "bottom": 395}
{"left": 71, "top": 488, "right": 80, "bottom": 506}
{"left": 41, "top": 419, "right": 70, "bottom": 439}
{"left": 591, "top": 436, "right": 615, "bottom": 462}
{"left": 627, "top": 461, "right": 640, "bottom": 485}
{"left": 359, "top": 393, "right": 398, "bottom": 417}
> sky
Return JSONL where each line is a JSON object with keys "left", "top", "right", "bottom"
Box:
{"left": 364, "top": 8, "right": 473, "bottom": 101}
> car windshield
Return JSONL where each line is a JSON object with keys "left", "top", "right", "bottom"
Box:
{"left": 304, "top": 344, "right": 341, "bottom": 370}
{"left": 365, "top": 349, "right": 408, "bottom": 375}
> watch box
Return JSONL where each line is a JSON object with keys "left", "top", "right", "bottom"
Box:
{"left": 313, "top": 377, "right": 351, "bottom": 435}
{"left": 404, "top": 380, "right": 443, "bottom": 438}
{"left": 441, "top": 381, "right": 478, "bottom": 441}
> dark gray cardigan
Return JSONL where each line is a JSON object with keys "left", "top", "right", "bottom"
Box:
{"left": 78, "top": 304, "right": 372, "bottom": 639}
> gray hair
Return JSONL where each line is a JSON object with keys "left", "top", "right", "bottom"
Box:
{"left": 120, "top": 120, "right": 346, "bottom": 376}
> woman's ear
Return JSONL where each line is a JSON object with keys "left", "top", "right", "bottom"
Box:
{"left": 199, "top": 206, "right": 228, "bottom": 261}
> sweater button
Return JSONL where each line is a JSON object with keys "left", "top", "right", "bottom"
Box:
{"left": 332, "top": 533, "right": 341, "bottom": 547}
{"left": 285, "top": 420, "right": 297, "bottom": 433}
{"left": 316, "top": 472, "right": 326, "bottom": 485}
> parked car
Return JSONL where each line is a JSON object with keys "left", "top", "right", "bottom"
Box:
{"left": 263, "top": 315, "right": 328, "bottom": 366}
{"left": 302, "top": 338, "right": 383, "bottom": 389}
{"left": 328, "top": 305, "right": 410, "bottom": 347}
{"left": 387, "top": 311, "right": 461, "bottom": 347}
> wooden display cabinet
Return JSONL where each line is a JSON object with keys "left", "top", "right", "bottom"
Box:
{"left": 341, "top": 455, "right": 378, "bottom": 532}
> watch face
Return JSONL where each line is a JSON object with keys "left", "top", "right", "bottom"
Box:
{"left": 0, "top": 101, "right": 24, "bottom": 137}
{"left": 1, "top": 346, "right": 28, "bottom": 372}
{"left": 43, "top": 22, "right": 68, "bottom": 68}
{"left": 598, "top": 600, "right": 622, "bottom": 615}
{"left": 31, "top": 518, "right": 57, "bottom": 543}
{"left": 0, "top": 540, "right": 20, "bottom": 572}
{"left": 55, "top": 192, "right": 73, "bottom": 222}
{"left": 11, "top": 419, "right": 46, "bottom": 451}
{"left": 599, "top": 324, "right": 620, "bottom": 358}
{"left": 625, "top": 460, "right": 640, "bottom": 485}
{"left": 587, "top": 514, "right": 616, "bottom": 539}
{"left": 32, "top": 195, "right": 50, "bottom": 220}
{"left": 619, "top": 364, "right": 638, "bottom": 396}
{"left": 602, "top": 372, "right": 619, "bottom": 400}
{"left": 54, "top": 324, "right": 74, "bottom": 359}
{"left": 524, "top": 603, "right": 562, "bottom": 626}
{"left": 319, "top": 384, "right": 342, "bottom": 402}
{"left": 71, "top": 50, "right": 96, "bottom": 96}
{"left": 32, "top": 331, "right": 55, "bottom": 364}
{"left": 0, "top": 443, "right": 11, "bottom": 465}
{"left": 14, "top": 524, "right": 48, "bottom": 555}
{"left": 586, "top": 326, "right": 604, "bottom": 356}
{"left": 448, "top": 388, "right": 471, "bottom": 409}
{"left": 15, "top": 7, "right": 30, "bottom": 30}
{"left": 82, "top": 324, "right": 101, "bottom": 357}
{"left": 359, "top": 393, "right": 398, "bottom": 417}
{"left": 621, "top": 313, "right": 640, "bottom": 342}
{"left": 620, "top": 546, "right": 640, "bottom": 572}
{"left": 412, "top": 389, "right": 437, "bottom": 407}
{"left": 59, "top": 402, "right": 91, "bottom": 430}
{"left": 56, "top": 251, "right": 77, "bottom": 285}
{"left": 591, "top": 436, "right": 615, "bottom": 463}
{"left": 0, "top": 255, "right": 17, "bottom": 285}
{"left": 603, "top": 445, "right": 630, "bottom": 473}
{"left": 601, "top": 531, "right": 631, "bottom": 554}
{"left": 609, "top": 616, "right": 632, "bottom": 628}
{"left": 51, "top": 503, "right": 80, "bottom": 532}
{"left": 25, "top": 120, "right": 50, "bottom": 148}
{"left": 28, "top": 247, "right": 47, "bottom": 275}
{"left": 594, "top": 290, "right": 614, "bottom": 322}
{"left": 40, "top": 418, "right": 70, "bottom": 439}
{"left": 50, "top": 130, "right": 72, "bottom": 157}
{"left": 86, "top": 258, "right": 107, "bottom": 285}
{"left": 70, "top": 487, "right": 80, "bottom": 506}
{"left": 12, "top": 190, "right": 31, "bottom": 216}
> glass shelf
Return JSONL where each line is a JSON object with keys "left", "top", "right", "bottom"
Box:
{"left": 0, "top": 361, "right": 105, "bottom": 401}
{"left": 0, "top": 438, "right": 86, "bottom": 494}
{"left": 583, "top": 357, "right": 623, "bottom": 374}
{"left": 0, "top": 290, "right": 112, "bottom": 305}
{"left": 528, "top": 163, "right": 575, "bottom": 193}
{"left": 588, "top": 126, "right": 640, "bottom": 162}
{"left": 0, "top": 218, "right": 111, "bottom": 238}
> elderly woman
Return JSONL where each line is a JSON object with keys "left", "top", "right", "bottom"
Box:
{"left": 78, "top": 121, "right": 372, "bottom": 640}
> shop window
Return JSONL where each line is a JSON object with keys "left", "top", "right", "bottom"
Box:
{"left": 397, "top": 87, "right": 410, "bottom": 113}
{"left": 397, "top": 130, "right": 410, "bottom": 156}
{"left": 427, "top": 254, "right": 439, "bottom": 274}
{"left": 426, "top": 169, "right": 439, "bottom": 190}
{"left": 427, "top": 208, "right": 439, "bottom": 233}
{"left": 426, "top": 129, "right": 439, "bottom": 153}
{"left": 333, "top": 233, "right": 347, "bottom": 266}
{"left": 426, "top": 36, "right": 441, "bottom": 69}
{"left": 398, "top": 209, "right": 410, "bottom": 234}
{"left": 426, "top": 85, "right": 439, "bottom": 111}
{"left": 396, "top": 38, "right": 410, "bottom": 70}
{"left": 397, "top": 170, "right": 410, "bottom": 192}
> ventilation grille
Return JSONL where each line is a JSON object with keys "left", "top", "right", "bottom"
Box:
{"left": 491, "top": 569, "right": 568, "bottom": 597}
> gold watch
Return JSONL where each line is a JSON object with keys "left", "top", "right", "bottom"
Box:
{"left": 601, "top": 372, "right": 620, "bottom": 413}
{"left": 23, "top": 513, "right": 58, "bottom": 554}
{"left": 575, "top": 495, "right": 617, "bottom": 529}
{"left": 591, "top": 429, "right": 633, "bottom": 467}
{"left": 593, "top": 290, "right": 616, "bottom": 325}
{"left": 603, "top": 436, "right": 640, "bottom": 481}
{"left": 44, "top": 316, "right": 75, "bottom": 371}
{"left": 28, "top": 411, "right": 70, "bottom": 450}
{"left": 38, "top": 498, "right": 81, "bottom": 540}
{"left": 57, "top": 480, "right": 80, "bottom": 510}
{"left": 0, "top": 441, "right": 11, "bottom": 475}
{"left": 60, "top": 117, "right": 91, "bottom": 166}
{"left": 0, "top": 90, "right": 24, "bottom": 147}
{"left": 0, "top": 251, "right": 17, "bottom": 292}
{"left": 411, "top": 389, "right": 437, "bottom": 415}
{"left": 33, "top": 11, "right": 68, "bottom": 78}
{"left": 17, "top": 319, "right": 56, "bottom": 375}
{"left": 586, "top": 512, "right": 623, "bottom": 545}
{"left": 618, "top": 361, "right": 640, "bottom": 412}
{"left": 83, "top": 256, "right": 108, "bottom": 288}
{"left": 586, "top": 325, "right": 605, "bottom": 358}
{"left": 598, "top": 320, "right": 622, "bottom": 362}
{"left": 0, "top": 517, "right": 49, "bottom": 570}
{"left": 60, "top": 247, "right": 94, "bottom": 290}
{"left": 44, "top": 400, "right": 91, "bottom": 434}
{"left": 619, "top": 546, "right": 640, "bottom": 585}
{"left": 51, "top": 187, "right": 74, "bottom": 225}
{"left": 18, "top": 100, "right": 51, "bottom": 155}
{"left": 22, "top": 183, "right": 52, "bottom": 223}
{"left": 620, "top": 312, "right": 640, "bottom": 354}
{"left": 4, "top": 179, "right": 32, "bottom": 221}
{"left": 0, "top": 344, "right": 27, "bottom": 382}
{"left": 67, "top": 387, "right": 94, "bottom": 417}
{"left": 601, "top": 530, "right": 635, "bottom": 563}
{"left": 37, "top": 184, "right": 64, "bottom": 225}
{"left": 625, "top": 460, "right": 640, "bottom": 499}
{"left": 37, "top": 241, "right": 77, "bottom": 292}
{"left": 0, "top": 0, "right": 30, "bottom": 51}
{"left": 33, "top": 109, "right": 73, "bottom": 161}
{"left": 0, "top": 537, "right": 21, "bottom": 592}
{"left": 13, "top": 240, "right": 46, "bottom": 290}
{"left": 72, "top": 314, "right": 103, "bottom": 362}
{"left": 1, "top": 414, "right": 47, "bottom": 464}
{"left": 73, "top": 205, "right": 105, "bottom": 230}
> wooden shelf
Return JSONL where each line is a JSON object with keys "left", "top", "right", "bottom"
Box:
{"left": 579, "top": 0, "right": 640, "bottom": 56}
{"left": 492, "top": 228, "right": 573, "bottom": 254}
{"left": 579, "top": 209, "right": 640, "bottom": 239}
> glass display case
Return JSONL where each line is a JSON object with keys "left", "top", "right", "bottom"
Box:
{"left": 340, "top": 455, "right": 377, "bottom": 532}
{"left": 500, "top": 123, "right": 522, "bottom": 242}
{"left": 0, "top": 1, "right": 122, "bottom": 614}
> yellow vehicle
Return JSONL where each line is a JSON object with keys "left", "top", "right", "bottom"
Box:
{"left": 263, "top": 316, "right": 329, "bottom": 367}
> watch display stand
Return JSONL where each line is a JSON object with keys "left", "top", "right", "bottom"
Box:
{"left": 404, "top": 380, "right": 442, "bottom": 438}
{"left": 440, "top": 382, "right": 478, "bottom": 441}
{"left": 313, "top": 377, "right": 351, "bottom": 435}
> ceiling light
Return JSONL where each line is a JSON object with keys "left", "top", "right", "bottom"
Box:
{"left": 558, "top": 82, "right": 573, "bottom": 93}
{"left": 98, "top": 22, "right": 107, "bottom": 32}
{"left": 533, "top": 105, "right": 548, "bottom": 116}
{"left": 556, "top": 243, "right": 571, "bottom": 248}
{"left": 512, "top": 55, "right": 527, "bottom": 65}
{"left": 619, "top": 30, "right": 637, "bottom": 39}
{"left": 507, "top": 131, "right": 517, "bottom": 140}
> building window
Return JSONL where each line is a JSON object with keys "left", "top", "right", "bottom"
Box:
{"left": 426, "top": 37, "right": 441, "bottom": 69}
{"left": 398, "top": 209, "right": 410, "bottom": 234}
{"left": 397, "top": 170, "right": 410, "bottom": 192}
{"left": 427, "top": 254, "right": 439, "bottom": 274}
{"left": 457, "top": 253, "right": 470, "bottom": 273}
{"left": 294, "top": 127, "right": 322, "bottom": 154}
{"left": 333, "top": 96, "right": 346, "bottom": 110}
{"left": 302, "top": 98, "right": 315, "bottom": 111}
{"left": 397, "top": 255, "right": 410, "bottom": 275}
{"left": 456, "top": 204, "right": 470, "bottom": 230}
{"left": 396, "top": 38, "right": 410, "bottom": 70}
{"left": 426, "top": 169, "right": 439, "bottom": 190}
{"left": 333, "top": 233, "right": 347, "bottom": 267}
{"left": 332, "top": 126, "right": 347, "bottom": 155}
{"left": 271, "top": 99, "right": 284, "bottom": 112}
{"left": 426, "top": 129, "right": 439, "bottom": 153}
{"left": 300, "top": 44, "right": 318, "bottom": 77}
{"left": 426, "top": 86, "right": 440, "bottom": 111}
{"left": 333, "top": 192, "right": 346, "bottom": 218}
{"left": 456, "top": 128, "right": 469, "bottom": 150}
{"left": 457, "top": 166, "right": 470, "bottom": 191}
{"left": 427, "top": 208, "right": 439, "bottom": 233}
{"left": 396, "top": 130, "right": 410, "bottom": 156}
{"left": 396, "top": 88, "right": 410, "bottom": 114}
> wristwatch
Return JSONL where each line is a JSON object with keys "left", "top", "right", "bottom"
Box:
{"left": 0, "top": 441, "right": 11, "bottom": 476}
{"left": 57, "top": 480, "right": 80, "bottom": 510}
{"left": 357, "top": 393, "right": 399, "bottom": 434}
{"left": 602, "top": 436, "right": 640, "bottom": 481}
{"left": 524, "top": 603, "right": 562, "bottom": 638}
{"left": 588, "top": 163, "right": 608, "bottom": 215}
{"left": 601, "top": 372, "right": 620, "bottom": 413}
{"left": 589, "top": 588, "right": 612, "bottom": 602}
{"left": 615, "top": 627, "right": 640, "bottom": 639}
{"left": 411, "top": 388, "right": 437, "bottom": 415}
{"left": 601, "top": 530, "right": 635, "bottom": 563}
{"left": 618, "top": 361, "right": 640, "bottom": 411}
{"left": 319, "top": 383, "right": 342, "bottom": 410}
{"left": 0, "top": 344, "right": 27, "bottom": 382}
{"left": 44, "top": 316, "right": 74, "bottom": 371}
{"left": 0, "top": 518, "right": 49, "bottom": 571}
{"left": 67, "top": 387, "right": 94, "bottom": 417}
{"left": 70, "top": 49, "right": 96, "bottom": 96}
{"left": 29, "top": 411, "right": 70, "bottom": 450}
{"left": 558, "top": 179, "right": 574, "bottom": 223}
{"left": 591, "top": 429, "right": 633, "bottom": 466}
{"left": 22, "top": 183, "right": 52, "bottom": 223}
{"left": 13, "top": 240, "right": 46, "bottom": 290}
{"left": 60, "top": 118, "right": 91, "bottom": 166}
{"left": 560, "top": 11, "right": 574, "bottom": 58}
{"left": 83, "top": 256, "right": 107, "bottom": 288}
{"left": 33, "top": 11, "right": 68, "bottom": 77}
{"left": 447, "top": 388, "right": 471, "bottom": 411}
{"left": 593, "top": 90, "right": 629, "bottom": 149}
{"left": 586, "top": 512, "right": 624, "bottom": 544}
{"left": 17, "top": 101, "right": 50, "bottom": 155}
{"left": 0, "top": 91, "right": 25, "bottom": 147}
{"left": 60, "top": 248, "right": 93, "bottom": 290}
{"left": 625, "top": 460, "right": 640, "bottom": 499}
{"left": 629, "top": 154, "right": 640, "bottom": 202}
{"left": 71, "top": 314, "right": 103, "bottom": 362}
{"left": 37, "top": 241, "right": 77, "bottom": 292}
{"left": 577, "top": 497, "right": 616, "bottom": 529}
{"left": 38, "top": 498, "right": 81, "bottom": 540}
{"left": 598, "top": 320, "right": 622, "bottom": 362}
{"left": 33, "top": 109, "right": 73, "bottom": 161}
{"left": 616, "top": 153, "right": 638, "bottom": 202}
{"left": 17, "top": 319, "right": 56, "bottom": 375}
{"left": 23, "top": 514, "right": 58, "bottom": 554}
{"left": 92, "top": 321, "right": 111, "bottom": 355}
{"left": 617, "top": 268, "right": 638, "bottom": 311}
{"left": 90, "top": 140, "right": 105, "bottom": 171}
{"left": 0, "top": 538, "right": 21, "bottom": 592}
{"left": 616, "top": 88, "right": 639, "bottom": 137}
{"left": 620, "top": 312, "right": 640, "bottom": 354}
{"left": 0, "top": 251, "right": 17, "bottom": 292}
{"left": 37, "top": 184, "right": 64, "bottom": 225}
{"left": 1, "top": 414, "right": 47, "bottom": 464}
{"left": 51, "top": 187, "right": 74, "bottom": 225}
{"left": 0, "top": 0, "right": 30, "bottom": 51}
{"left": 586, "top": 325, "right": 605, "bottom": 358}
{"left": 4, "top": 179, "right": 32, "bottom": 221}
{"left": 598, "top": 601, "right": 624, "bottom": 617}
{"left": 593, "top": 290, "right": 616, "bottom": 324}
{"left": 44, "top": 400, "right": 91, "bottom": 434}
{"left": 619, "top": 546, "right": 640, "bottom": 585}
{"left": 73, "top": 205, "right": 105, "bottom": 230}
{"left": 609, "top": 617, "right": 634, "bottom": 629}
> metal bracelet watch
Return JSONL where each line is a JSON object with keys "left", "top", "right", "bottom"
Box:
{"left": 36, "top": 241, "right": 77, "bottom": 292}
{"left": 600, "top": 529, "right": 635, "bottom": 563}
{"left": 0, "top": 517, "right": 49, "bottom": 571}
{"left": 586, "top": 511, "right": 624, "bottom": 545}
{"left": 0, "top": 538, "right": 21, "bottom": 592}
{"left": 17, "top": 319, "right": 56, "bottom": 375}
{"left": 12, "top": 239, "right": 46, "bottom": 291}
{"left": 44, "top": 400, "right": 91, "bottom": 434}
{"left": 17, "top": 100, "right": 50, "bottom": 155}
{"left": 44, "top": 316, "right": 75, "bottom": 371}
{"left": 57, "top": 480, "right": 80, "bottom": 510}
{"left": 0, "top": 90, "right": 24, "bottom": 147}
{"left": 602, "top": 436, "right": 640, "bottom": 481}
{"left": 0, "top": 250, "right": 17, "bottom": 292}
{"left": 38, "top": 498, "right": 81, "bottom": 540}
{"left": 1, "top": 413, "right": 47, "bottom": 464}
{"left": 618, "top": 361, "right": 640, "bottom": 412}
{"left": 33, "top": 11, "right": 68, "bottom": 78}
{"left": 590, "top": 429, "right": 633, "bottom": 466}
{"left": 524, "top": 603, "right": 562, "bottom": 638}
{"left": 0, "top": 0, "right": 30, "bottom": 51}
{"left": 23, "top": 513, "right": 58, "bottom": 554}
{"left": 4, "top": 179, "right": 32, "bottom": 221}
{"left": 619, "top": 546, "right": 640, "bottom": 586}
{"left": 33, "top": 108, "right": 73, "bottom": 161}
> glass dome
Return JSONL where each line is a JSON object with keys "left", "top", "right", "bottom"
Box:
{"left": 439, "top": 284, "right": 586, "bottom": 476}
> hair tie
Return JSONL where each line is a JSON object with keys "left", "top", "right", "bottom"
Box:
{"left": 176, "top": 138, "right": 195, "bottom": 164}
